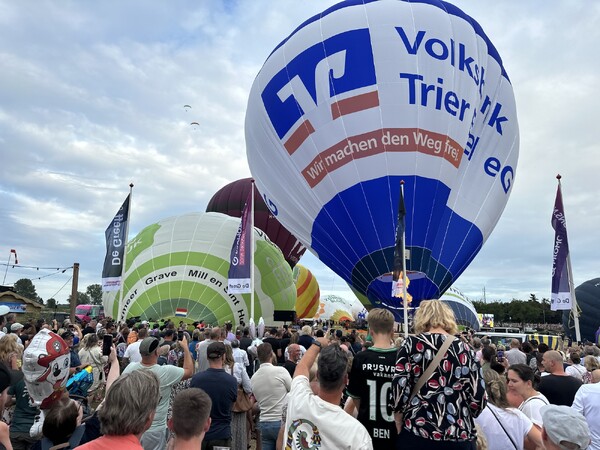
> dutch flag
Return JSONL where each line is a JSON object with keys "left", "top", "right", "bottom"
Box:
{"left": 175, "top": 308, "right": 187, "bottom": 318}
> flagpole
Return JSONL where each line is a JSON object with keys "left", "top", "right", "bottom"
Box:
{"left": 117, "top": 183, "right": 134, "bottom": 322}
{"left": 400, "top": 182, "right": 409, "bottom": 338}
{"left": 557, "top": 176, "right": 581, "bottom": 343}
{"left": 250, "top": 180, "right": 255, "bottom": 323}
{"left": 2, "top": 251, "right": 14, "bottom": 285}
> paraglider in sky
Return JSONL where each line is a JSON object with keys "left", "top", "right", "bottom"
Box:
{"left": 190, "top": 121, "right": 200, "bottom": 130}
{"left": 183, "top": 104, "right": 192, "bottom": 111}
{"left": 563, "top": 278, "right": 600, "bottom": 343}
{"left": 103, "top": 212, "right": 295, "bottom": 326}
{"left": 292, "top": 264, "right": 320, "bottom": 318}
{"left": 245, "top": 0, "right": 519, "bottom": 312}
{"left": 206, "top": 178, "right": 306, "bottom": 267}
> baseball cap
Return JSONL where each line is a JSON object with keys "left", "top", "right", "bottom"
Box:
{"left": 10, "top": 323, "right": 24, "bottom": 331}
{"left": 139, "top": 337, "right": 165, "bottom": 357}
{"left": 0, "top": 362, "right": 23, "bottom": 392}
{"left": 60, "top": 330, "right": 74, "bottom": 340}
{"left": 207, "top": 342, "right": 226, "bottom": 359}
{"left": 541, "top": 405, "right": 591, "bottom": 450}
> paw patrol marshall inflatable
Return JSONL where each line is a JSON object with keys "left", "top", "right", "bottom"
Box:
{"left": 23, "top": 328, "right": 70, "bottom": 409}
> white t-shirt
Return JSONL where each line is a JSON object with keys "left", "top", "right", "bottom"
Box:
{"left": 123, "top": 340, "right": 142, "bottom": 363}
{"left": 284, "top": 375, "right": 373, "bottom": 450}
{"left": 251, "top": 363, "right": 291, "bottom": 422}
{"left": 518, "top": 393, "right": 549, "bottom": 427}
{"left": 565, "top": 364, "right": 586, "bottom": 381}
{"left": 475, "top": 404, "right": 533, "bottom": 450}
{"left": 572, "top": 382, "right": 600, "bottom": 450}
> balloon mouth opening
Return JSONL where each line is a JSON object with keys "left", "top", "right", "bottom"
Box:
{"left": 373, "top": 271, "right": 427, "bottom": 284}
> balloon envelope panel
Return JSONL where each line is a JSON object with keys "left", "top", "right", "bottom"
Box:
{"left": 314, "top": 294, "right": 366, "bottom": 322}
{"left": 206, "top": 178, "right": 306, "bottom": 267}
{"left": 246, "top": 0, "right": 518, "bottom": 310}
{"left": 293, "top": 264, "right": 320, "bottom": 318}
{"left": 103, "top": 212, "right": 295, "bottom": 326}
{"left": 439, "top": 287, "right": 480, "bottom": 331}
{"left": 563, "top": 278, "right": 600, "bottom": 343}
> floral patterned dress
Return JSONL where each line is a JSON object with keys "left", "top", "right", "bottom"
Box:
{"left": 391, "top": 333, "right": 486, "bottom": 442}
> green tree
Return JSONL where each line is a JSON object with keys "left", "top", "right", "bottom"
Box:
{"left": 13, "top": 278, "right": 41, "bottom": 302}
{"left": 67, "top": 292, "right": 91, "bottom": 305}
{"left": 46, "top": 298, "right": 57, "bottom": 309}
{"left": 86, "top": 284, "right": 103, "bottom": 305}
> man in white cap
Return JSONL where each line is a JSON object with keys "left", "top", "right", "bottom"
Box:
{"left": 540, "top": 405, "right": 590, "bottom": 450}
{"left": 572, "top": 378, "right": 600, "bottom": 450}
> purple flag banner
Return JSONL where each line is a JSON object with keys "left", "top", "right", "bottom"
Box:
{"left": 551, "top": 183, "right": 572, "bottom": 311}
{"left": 228, "top": 190, "right": 253, "bottom": 294}
{"left": 102, "top": 194, "right": 130, "bottom": 292}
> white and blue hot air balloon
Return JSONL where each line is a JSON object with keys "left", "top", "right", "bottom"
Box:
{"left": 246, "top": 0, "right": 518, "bottom": 313}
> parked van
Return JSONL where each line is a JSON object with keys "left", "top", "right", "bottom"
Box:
{"left": 75, "top": 304, "right": 104, "bottom": 324}
{"left": 474, "top": 331, "right": 563, "bottom": 350}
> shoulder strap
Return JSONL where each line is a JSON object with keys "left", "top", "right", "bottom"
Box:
{"left": 408, "top": 335, "right": 455, "bottom": 401}
{"left": 488, "top": 406, "right": 518, "bottom": 450}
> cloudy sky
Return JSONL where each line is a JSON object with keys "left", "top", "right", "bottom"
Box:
{"left": 1, "top": 0, "right": 598, "bottom": 306}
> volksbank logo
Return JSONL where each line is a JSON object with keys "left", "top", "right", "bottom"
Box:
{"left": 261, "top": 28, "right": 378, "bottom": 155}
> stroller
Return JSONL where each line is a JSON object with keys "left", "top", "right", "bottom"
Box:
{"left": 66, "top": 366, "right": 94, "bottom": 418}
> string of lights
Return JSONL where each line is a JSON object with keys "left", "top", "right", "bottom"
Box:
{"left": 1, "top": 265, "right": 74, "bottom": 284}
{"left": 0, "top": 263, "right": 74, "bottom": 271}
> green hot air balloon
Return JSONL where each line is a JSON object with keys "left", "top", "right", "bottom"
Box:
{"left": 103, "top": 212, "right": 295, "bottom": 326}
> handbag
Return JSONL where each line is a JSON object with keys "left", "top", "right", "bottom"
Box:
{"left": 395, "top": 335, "right": 455, "bottom": 432}
{"left": 233, "top": 385, "right": 254, "bottom": 412}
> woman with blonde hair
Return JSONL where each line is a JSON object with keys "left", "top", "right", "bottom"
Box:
{"left": 581, "top": 354, "right": 600, "bottom": 384}
{"left": 392, "top": 300, "right": 486, "bottom": 449}
{"left": 0, "top": 334, "right": 22, "bottom": 369}
{"left": 475, "top": 369, "right": 541, "bottom": 450}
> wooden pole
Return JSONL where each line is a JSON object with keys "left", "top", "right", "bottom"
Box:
{"left": 70, "top": 263, "right": 79, "bottom": 322}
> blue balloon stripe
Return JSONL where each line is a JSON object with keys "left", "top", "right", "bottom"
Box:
{"left": 311, "top": 175, "right": 484, "bottom": 302}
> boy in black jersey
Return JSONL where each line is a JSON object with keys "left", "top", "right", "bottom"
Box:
{"left": 346, "top": 308, "right": 397, "bottom": 449}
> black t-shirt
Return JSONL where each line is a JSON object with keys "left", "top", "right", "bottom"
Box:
{"left": 190, "top": 368, "right": 238, "bottom": 440}
{"left": 347, "top": 347, "right": 397, "bottom": 449}
{"left": 239, "top": 336, "right": 253, "bottom": 351}
{"left": 283, "top": 360, "right": 296, "bottom": 378}
{"left": 263, "top": 337, "right": 281, "bottom": 362}
{"left": 538, "top": 374, "right": 582, "bottom": 406}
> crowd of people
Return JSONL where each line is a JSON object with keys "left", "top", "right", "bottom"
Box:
{"left": 0, "top": 303, "right": 597, "bottom": 450}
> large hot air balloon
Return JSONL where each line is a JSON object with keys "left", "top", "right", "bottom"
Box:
{"left": 439, "top": 287, "right": 480, "bottom": 331}
{"left": 206, "top": 178, "right": 306, "bottom": 267}
{"left": 292, "top": 264, "right": 320, "bottom": 318}
{"left": 246, "top": 0, "right": 518, "bottom": 312}
{"left": 563, "top": 278, "right": 600, "bottom": 343}
{"left": 103, "top": 212, "right": 295, "bottom": 326}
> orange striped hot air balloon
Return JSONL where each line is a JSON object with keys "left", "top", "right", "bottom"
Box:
{"left": 293, "top": 264, "right": 320, "bottom": 319}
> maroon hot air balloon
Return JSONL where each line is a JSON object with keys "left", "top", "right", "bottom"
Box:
{"left": 206, "top": 178, "right": 306, "bottom": 267}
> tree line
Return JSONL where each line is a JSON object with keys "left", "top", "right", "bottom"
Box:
{"left": 472, "top": 294, "right": 563, "bottom": 325}
{"left": 11, "top": 278, "right": 103, "bottom": 309}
